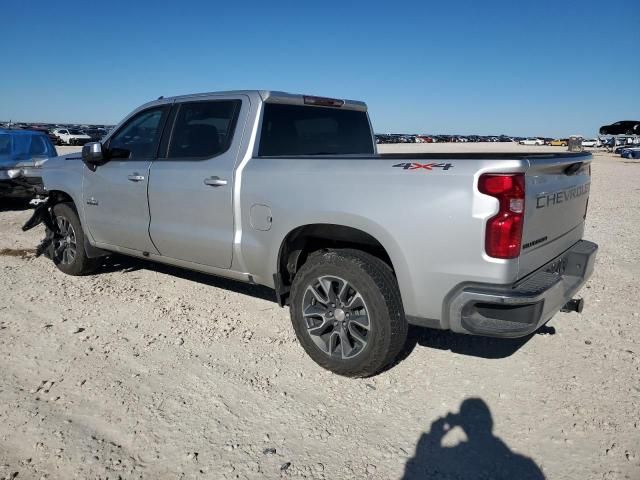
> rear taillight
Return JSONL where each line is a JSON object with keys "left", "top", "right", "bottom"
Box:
{"left": 478, "top": 173, "right": 525, "bottom": 259}
{"left": 584, "top": 164, "right": 591, "bottom": 219}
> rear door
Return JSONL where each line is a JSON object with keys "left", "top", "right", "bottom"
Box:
{"left": 147, "top": 95, "right": 248, "bottom": 269}
{"left": 82, "top": 105, "right": 170, "bottom": 252}
{"left": 519, "top": 154, "right": 592, "bottom": 277}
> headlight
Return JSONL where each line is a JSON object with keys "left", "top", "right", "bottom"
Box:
{"left": 7, "top": 168, "right": 23, "bottom": 179}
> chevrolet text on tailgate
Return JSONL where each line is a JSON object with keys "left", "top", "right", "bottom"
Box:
{"left": 25, "top": 91, "right": 598, "bottom": 377}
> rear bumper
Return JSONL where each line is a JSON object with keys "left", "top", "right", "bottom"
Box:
{"left": 447, "top": 240, "right": 598, "bottom": 338}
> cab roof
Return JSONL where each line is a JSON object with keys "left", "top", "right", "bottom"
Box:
{"left": 146, "top": 90, "right": 368, "bottom": 112}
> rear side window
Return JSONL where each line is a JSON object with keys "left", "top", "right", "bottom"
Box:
{"left": 258, "top": 103, "right": 374, "bottom": 156}
{"left": 168, "top": 100, "right": 241, "bottom": 159}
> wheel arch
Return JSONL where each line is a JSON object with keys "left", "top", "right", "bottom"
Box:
{"left": 47, "top": 189, "right": 75, "bottom": 206}
{"left": 274, "top": 223, "right": 405, "bottom": 307}
{"left": 46, "top": 189, "right": 104, "bottom": 257}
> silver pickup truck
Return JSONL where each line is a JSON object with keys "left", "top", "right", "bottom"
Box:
{"left": 30, "top": 90, "right": 597, "bottom": 377}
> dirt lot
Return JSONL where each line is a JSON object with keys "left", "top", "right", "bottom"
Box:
{"left": 1, "top": 146, "right": 638, "bottom": 480}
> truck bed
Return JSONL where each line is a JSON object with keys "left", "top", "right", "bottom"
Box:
{"left": 378, "top": 151, "right": 589, "bottom": 160}
{"left": 262, "top": 152, "right": 589, "bottom": 160}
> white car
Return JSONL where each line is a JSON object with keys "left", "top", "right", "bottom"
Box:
{"left": 518, "top": 138, "right": 544, "bottom": 146}
{"left": 53, "top": 128, "right": 91, "bottom": 146}
{"left": 581, "top": 139, "right": 598, "bottom": 147}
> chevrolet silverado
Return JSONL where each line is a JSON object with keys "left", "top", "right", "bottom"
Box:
{"left": 27, "top": 90, "right": 598, "bottom": 377}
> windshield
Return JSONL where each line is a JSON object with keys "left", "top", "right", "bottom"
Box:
{"left": 258, "top": 103, "right": 374, "bottom": 156}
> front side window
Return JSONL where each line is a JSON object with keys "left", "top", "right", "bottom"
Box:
{"left": 167, "top": 100, "right": 241, "bottom": 159}
{"left": 109, "top": 107, "right": 166, "bottom": 159}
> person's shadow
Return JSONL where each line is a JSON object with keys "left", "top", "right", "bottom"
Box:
{"left": 402, "top": 398, "right": 544, "bottom": 480}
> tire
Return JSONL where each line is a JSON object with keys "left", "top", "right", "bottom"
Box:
{"left": 48, "top": 203, "right": 98, "bottom": 276}
{"left": 290, "top": 249, "right": 407, "bottom": 377}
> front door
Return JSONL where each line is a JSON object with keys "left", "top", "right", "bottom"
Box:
{"left": 82, "top": 105, "right": 170, "bottom": 252}
{"left": 147, "top": 96, "right": 248, "bottom": 268}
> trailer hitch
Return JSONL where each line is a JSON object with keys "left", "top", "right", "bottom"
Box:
{"left": 561, "top": 298, "right": 584, "bottom": 313}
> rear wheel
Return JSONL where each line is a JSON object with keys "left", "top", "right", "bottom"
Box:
{"left": 49, "top": 203, "right": 98, "bottom": 275}
{"left": 290, "top": 249, "right": 407, "bottom": 377}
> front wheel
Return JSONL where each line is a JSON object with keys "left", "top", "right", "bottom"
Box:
{"left": 48, "top": 203, "right": 98, "bottom": 275}
{"left": 290, "top": 249, "right": 407, "bottom": 377}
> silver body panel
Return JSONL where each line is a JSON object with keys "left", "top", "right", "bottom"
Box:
{"left": 40, "top": 90, "right": 594, "bottom": 332}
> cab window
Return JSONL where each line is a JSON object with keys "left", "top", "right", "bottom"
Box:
{"left": 108, "top": 107, "right": 167, "bottom": 159}
{"left": 167, "top": 100, "right": 241, "bottom": 159}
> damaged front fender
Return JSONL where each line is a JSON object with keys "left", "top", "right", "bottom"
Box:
{"left": 22, "top": 197, "right": 61, "bottom": 258}
{"left": 22, "top": 198, "right": 109, "bottom": 260}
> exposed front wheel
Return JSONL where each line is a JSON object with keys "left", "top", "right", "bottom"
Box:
{"left": 290, "top": 249, "right": 407, "bottom": 377}
{"left": 48, "top": 203, "right": 98, "bottom": 276}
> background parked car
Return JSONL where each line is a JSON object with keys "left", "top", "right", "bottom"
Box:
{"left": 550, "top": 139, "right": 568, "bottom": 146}
{"left": 0, "top": 128, "right": 57, "bottom": 198}
{"left": 53, "top": 128, "right": 91, "bottom": 145}
{"left": 518, "top": 138, "right": 544, "bottom": 145}
{"left": 581, "top": 139, "right": 598, "bottom": 147}
{"left": 613, "top": 139, "right": 640, "bottom": 154}
{"left": 621, "top": 147, "right": 640, "bottom": 159}
{"left": 599, "top": 120, "right": 640, "bottom": 136}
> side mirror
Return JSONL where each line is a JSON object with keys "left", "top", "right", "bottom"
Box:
{"left": 82, "top": 142, "right": 107, "bottom": 170}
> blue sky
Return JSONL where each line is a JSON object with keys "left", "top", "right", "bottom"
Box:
{"left": 1, "top": 0, "right": 638, "bottom": 137}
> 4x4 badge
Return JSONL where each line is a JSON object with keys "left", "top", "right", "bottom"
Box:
{"left": 392, "top": 162, "right": 453, "bottom": 171}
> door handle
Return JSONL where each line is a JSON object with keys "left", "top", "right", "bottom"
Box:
{"left": 128, "top": 174, "right": 145, "bottom": 182}
{"left": 204, "top": 176, "right": 228, "bottom": 187}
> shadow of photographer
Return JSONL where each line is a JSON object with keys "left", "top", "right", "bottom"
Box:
{"left": 403, "top": 398, "right": 544, "bottom": 479}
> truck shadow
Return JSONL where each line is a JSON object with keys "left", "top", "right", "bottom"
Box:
{"left": 93, "top": 254, "right": 555, "bottom": 362}
{"left": 393, "top": 324, "right": 555, "bottom": 365}
{"left": 402, "top": 397, "right": 545, "bottom": 479}
{"left": 94, "top": 254, "right": 277, "bottom": 303}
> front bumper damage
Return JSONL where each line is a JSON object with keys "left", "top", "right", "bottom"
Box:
{"left": 447, "top": 240, "right": 598, "bottom": 338}
{"left": 22, "top": 198, "right": 108, "bottom": 260}
{"left": 0, "top": 167, "right": 45, "bottom": 198}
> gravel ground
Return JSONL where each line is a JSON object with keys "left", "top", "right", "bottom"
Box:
{"left": 0, "top": 146, "right": 638, "bottom": 480}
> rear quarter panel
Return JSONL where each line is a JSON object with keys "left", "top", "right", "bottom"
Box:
{"left": 240, "top": 156, "right": 525, "bottom": 325}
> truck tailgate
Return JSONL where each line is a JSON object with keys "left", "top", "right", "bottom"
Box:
{"left": 519, "top": 154, "right": 592, "bottom": 278}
